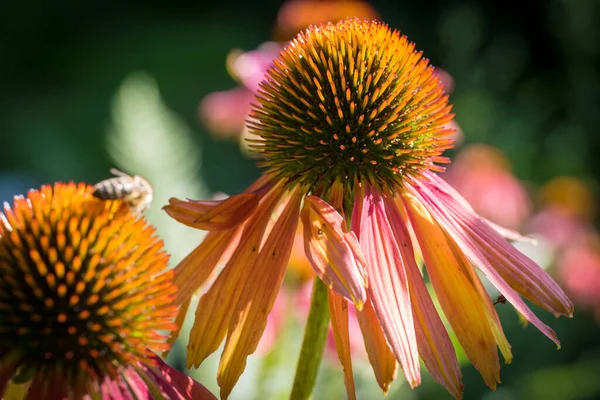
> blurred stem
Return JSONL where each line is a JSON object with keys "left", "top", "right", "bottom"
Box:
{"left": 290, "top": 277, "right": 330, "bottom": 400}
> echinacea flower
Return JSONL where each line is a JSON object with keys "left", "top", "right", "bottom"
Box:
{"left": 167, "top": 19, "right": 573, "bottom": 399}
{"left": 0, "top": 182, "right": 215, "bottom": 399}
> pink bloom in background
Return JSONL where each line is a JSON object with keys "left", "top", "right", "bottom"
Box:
{"left": 527, "top": 176, "right": 596, "bottom": 251}
{"left": 434, "top": 69, "right": 464, "bottom": 145}
{"left": 558, "top": 235, "right": 600, "bottom": 321}
{"left": 443, "top": 144, "right": 531, "bottom": 230}
{"left": 199, "top": 42, "right": 282, "bottom": 141}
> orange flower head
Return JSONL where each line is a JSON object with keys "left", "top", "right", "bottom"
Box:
{"left": 0, "top": 183, "right": 208, "bottom": 398}
{"left": 275, "top": 0, "right": 380, "bottom": 41}
{"left": 249, "top": 18, "right": 455, "bottom": 191}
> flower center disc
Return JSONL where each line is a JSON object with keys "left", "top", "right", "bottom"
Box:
{"left": 248, "top": 18, "right": 456, "bottom": 190}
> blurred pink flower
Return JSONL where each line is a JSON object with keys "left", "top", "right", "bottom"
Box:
{"left": 199, "top": 42, "right": 281, "bottom": 141}
{"left": 558, "top": 235, "right": 600, "bottom": 321}
{"left": 435, "top": 69, "right": 463, "bottom": 145}
{"left": 527, "top": 177, "right": 596, "bottom": 251}
{"left": 443, "top": 144, "right": 531, "bottom": 230}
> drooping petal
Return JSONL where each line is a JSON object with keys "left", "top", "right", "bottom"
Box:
{"left": 301, "top": 195, "right": 368, "bottom": 309}
{"left": 164, "top": 175, "right": 273, "bottom": 231}
{"left": 218, "top": 189, "right": 303, "bottom": 399}
{"left": 384, "top": 197, "right": 463, "bottom": 398}
{"left": 454, "top": 242, "right": 513, "bottom": 363}
{"left": 409, "top": 176, "right": 568, "bottom": 346}
{"left": 164, "top": 193, "right": 259, "bottom": 231}
{"left": 173, "top": 229, "right": 240, "bottom": 303}
{"left": 186, "top": 186, "right": 285, "bottom": 368}
{"left": 403, "top": 191, "right": 501, "bottom": 389}
{"left": 428, "top": 173, "right": 570, "bottom": 314}
{"left": 422, "top": 174, "right": 573, "bottom": 314}
{"left": 356, "top": 299, "right": 398, "bottom": 394}
{"left": 328, "top": 289, "right": 356, "bottom": 400}
{"left": 358, "top": 185, "right": 421, "bottom": 388}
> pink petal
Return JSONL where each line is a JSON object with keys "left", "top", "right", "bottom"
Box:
{"left": 148, "top": 356, "right": 217, "bottom": 400}
{"left": 358, "top": 185, "right": 421, "bottom": 388}
{"left": 301, "top": 196, "right": 368, "bottom": 308}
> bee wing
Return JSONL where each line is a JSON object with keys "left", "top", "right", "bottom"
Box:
{"left": 109, "top": 168, "right": 131, "bottom": 178}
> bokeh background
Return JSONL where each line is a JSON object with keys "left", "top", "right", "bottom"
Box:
{"left": 2, "top": 1, "right": 600, "bottom": 399}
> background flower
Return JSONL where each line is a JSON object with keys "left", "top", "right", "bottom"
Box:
{"left": 0, "top": 182, "right": 214, "bottom": 399}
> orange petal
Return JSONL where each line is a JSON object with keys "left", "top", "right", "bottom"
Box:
{"left": 173, "top": 229, "right": 239, "bottom": 303}
{"left": 356, "top": 299, "right": 398, "bottom": 393}
{"left": 186, "top": 187, "right": 285, "bottom": 368}
{"left": 328, "top": 289, "right": 356, "bottom": 400}
{"left": 301, "top": 196, "right": 368, "bottom": 309}
{"left": 358, "top": 186, "right": 421, "bottom": 388}
{"left": 403, "top": 192, "right": 501, "bottom": 389}
{"left": 457, "top": 245, "right": 513, "bottom": 364}
{"left": 164, "top": 193, "right": 259, "bottom": 231}
{"left": 385, "top": 197, "right": 463, "bottom": 399}
{"left": 217, "top": 189, "right": 303, "bottom": 399}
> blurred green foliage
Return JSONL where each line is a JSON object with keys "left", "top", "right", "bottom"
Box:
{"left": 2, "top": 1, "right": 600, "bottom": 399}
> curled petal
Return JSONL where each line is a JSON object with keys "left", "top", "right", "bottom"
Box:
{"left": 328, "top": 290, "right": 357, "bottom": 400}
{"left": 301, "top": 196, "right": 368, "bottom": 309}
{"left": 164, "top": 193, "right": 259, "bottom": 231}
{"left": 218, "top": 189, "right": 303, "bottom": 399}
{"left": 358, "top": 186, "right": 421, "bottom": 388}
{"left": 385, "top": 197, "right": 463, "bottom": 398}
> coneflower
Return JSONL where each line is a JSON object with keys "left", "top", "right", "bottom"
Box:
{"left": 0, "top": 182, "right": 214, "bottom": 399}
{"left": 166, "top": 18, "right": 573, "bottom": 399}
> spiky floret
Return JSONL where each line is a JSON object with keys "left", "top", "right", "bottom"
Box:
{"left": 0, "top": 183, "right": 176, "bottom": 387}
{"left": 248, "top": 18, "right": 456, "bottom": 191}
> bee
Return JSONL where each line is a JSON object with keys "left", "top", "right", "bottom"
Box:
{"left": 93, "top": 168, "right": 153, "bottom": 215}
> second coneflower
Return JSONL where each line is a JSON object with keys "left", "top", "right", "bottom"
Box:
{"left": 0, "top": 182, "right": 214, "bottom": 399}
{"left": 166, "top": 18, "right": 573, "bottom": 399}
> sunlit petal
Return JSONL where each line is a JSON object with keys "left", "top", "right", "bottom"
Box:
{"left": 164, "top": 193, "right": 259, "bottom": 231}
{"left": 186, "top": 187, "right": 285, "bottom": 367}
{"left": 218, "top": 189, "right": 303, "bottom": 399}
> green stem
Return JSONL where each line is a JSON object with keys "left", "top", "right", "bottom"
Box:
{"left": 290, "top": 277, "right": 330, "bottom": 400}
